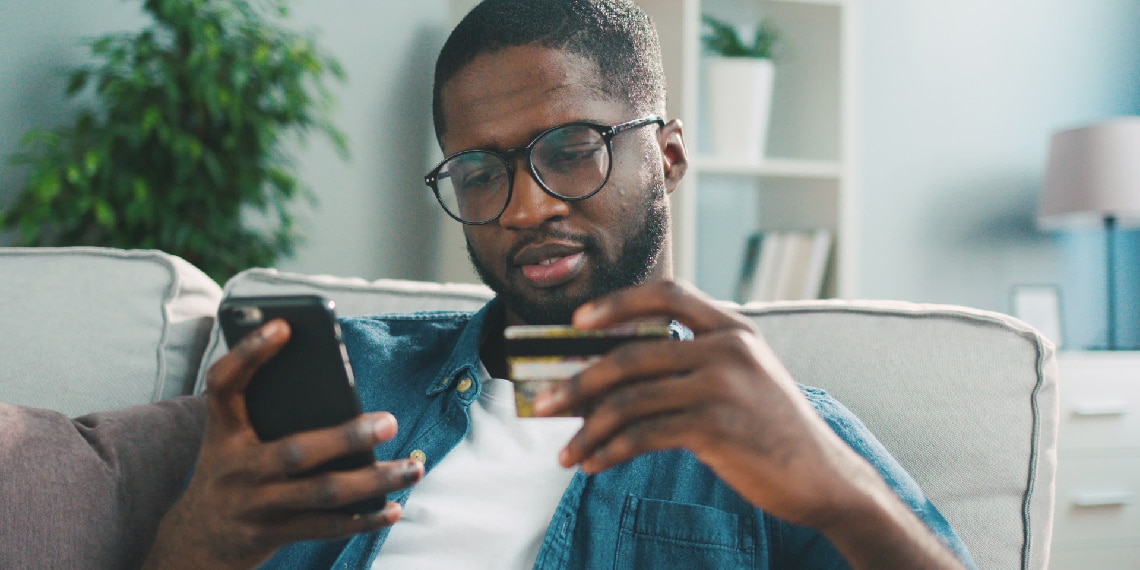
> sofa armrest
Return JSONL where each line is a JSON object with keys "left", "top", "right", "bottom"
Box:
{"left": 0, "top": 396, "right": 205, "bottom": 568}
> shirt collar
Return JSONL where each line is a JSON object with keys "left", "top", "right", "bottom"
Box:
{"left": 425, "top": 297, "right": 503, "bottom": 396}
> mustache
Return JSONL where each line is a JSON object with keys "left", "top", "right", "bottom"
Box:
{"left": 506, "top": 229, "right": 598, "bottom": 263}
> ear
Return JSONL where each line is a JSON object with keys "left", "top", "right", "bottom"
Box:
{"left": 657, "top": 119, "right": 688, "bottom": 195}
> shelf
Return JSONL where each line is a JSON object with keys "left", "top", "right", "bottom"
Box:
{"left": 692, "top": 156, "right": 843, "bottom": 179}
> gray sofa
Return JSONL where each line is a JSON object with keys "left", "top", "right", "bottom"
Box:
{"left": 0, "top": 247, "right": 1059, "bottom": 568}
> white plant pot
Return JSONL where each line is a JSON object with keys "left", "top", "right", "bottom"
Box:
{"left": 704, "top": 57, "right": 775, "bottom": 161}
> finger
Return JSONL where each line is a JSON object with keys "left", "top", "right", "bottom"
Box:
{"left": 559, "top": 372, "right": 705, "bottom": 467}
{"left": 259, "top": 459, "right": 424, "bottom": 513}
{"left": 573, "top": 280, "right": 753, "bottom": 335}
{"left": 577, "top": 412, "right": 695, "bottom": 474}
{"left": 205, "top": 319, "right": 291, "bottom": 433}
{"left": 256, "top": 413, "right": 399, "bottom": 478}
{"left": 260, "top": 501, "right": 404, "bottom": 546}
{"left": 534, "top": 333, "right": 715, "bottom": 416}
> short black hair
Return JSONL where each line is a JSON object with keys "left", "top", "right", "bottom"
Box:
{"left": 432, "top": 0, "right": 666, "bottom": 140}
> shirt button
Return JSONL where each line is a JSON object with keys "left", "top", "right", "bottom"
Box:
{"left": 410, "top": 449, "right": 427, "bottom": 464}
{"left": 457, "top": 377, "right": 474, "bottom": 393}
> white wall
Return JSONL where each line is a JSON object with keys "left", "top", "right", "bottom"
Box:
{"left": 859, "top": 0, "right": 1140, "bottom": 318}
{"left": 0, "top": 0, "right": 452, "bottom": 282}
{"left": 5, "top": 0, "right": 1140, "bottom": 331}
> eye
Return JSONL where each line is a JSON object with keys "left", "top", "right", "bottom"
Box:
{"left": 459, "top": 166, "right": 506, "bottom": 191}
{"left": 550, "top": 143, "right": 604, "bottom": 163}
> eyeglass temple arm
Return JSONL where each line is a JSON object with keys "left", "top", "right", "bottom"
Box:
{"left": 605, "top": 115, "right": 665, "bottom": 138}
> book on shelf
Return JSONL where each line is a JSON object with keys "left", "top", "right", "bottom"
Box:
{"left": 736, "top": 229, "right": 832, "bottom": 303}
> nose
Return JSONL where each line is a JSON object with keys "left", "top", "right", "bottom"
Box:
{"left": 496, "top": 162, "right": 571, "bottom": 229}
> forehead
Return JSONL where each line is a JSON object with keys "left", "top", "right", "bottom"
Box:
{"left": 438, "top": 45, "right": 631, "bottom": 154}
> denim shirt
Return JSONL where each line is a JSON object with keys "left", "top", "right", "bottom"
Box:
{"left": 260, "top": 298, "right": 975, "bottom": 569}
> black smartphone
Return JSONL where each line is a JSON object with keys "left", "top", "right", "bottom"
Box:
{"left": 217, "top": 294, "right": 385, "bottom": 514}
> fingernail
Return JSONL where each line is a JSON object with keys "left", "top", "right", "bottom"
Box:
{"left": 372, "top": 414, "right": 396, "bottom": 439}
{"left": 401, "top": 460, "right": 422, "bottom": 483}
{"left": 533, "top": 388, "right": 564, "bottom": 416}
{"left": 262, "top": 320, "right": 286, "bottom": 340}
{"left": 574, "top": 303, "right": 598, "bottom": 324}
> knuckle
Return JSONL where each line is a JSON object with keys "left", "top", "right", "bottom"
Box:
{"left": 607, "top": 433, "right": 636, "bottom": 460}
{"left": 381, "top": 463, "right": 406, "bottom": 488}
{"left": 607, "top": 384, "right": 639, "bottom": 411}
{"left": 719, "top": 329, "right": 755, "bottom": 358}
{"left": 564, "top": 372, "right": 585, "bottom": 400}
{"left": 655, "top": 279, "right": 689, "bottom": 304}
{"left": 276, "top": 441, "right": 306, "bottom": 473}
{"left": 312, "top": 475, "right": 341, "bottom": 507}
{"left": 342, "top": 420, "right": 371, "bottom": 450}
{"left": 204, "top": 360, "right": 230, "bottom": 392}
{"left": 704, "top": 405, "right": 738, "bottom": 441}
{"left": 608, "top": 344, "right": 638, "bottom": 369}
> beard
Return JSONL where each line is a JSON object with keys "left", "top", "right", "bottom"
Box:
{"left": 467, "top": 186, "right": 670, "bottom": 325}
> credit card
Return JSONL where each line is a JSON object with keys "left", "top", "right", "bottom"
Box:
{"left": 504, "top": 323, "right": 672, "bottom": 417}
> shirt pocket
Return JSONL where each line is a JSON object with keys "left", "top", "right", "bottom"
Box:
{"left": 614, "top": 496, "right": 755, "bottom": 569}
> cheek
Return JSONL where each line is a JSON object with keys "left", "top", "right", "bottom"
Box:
{"left": 464, "top": 227, "right": 501, "bottom": 264}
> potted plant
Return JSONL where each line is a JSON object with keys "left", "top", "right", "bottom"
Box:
{"left": 1, "top": 0, "right": 346, "bottom": 283}
{"left": 701, "top": 15, "right": 780, "bottom": 161}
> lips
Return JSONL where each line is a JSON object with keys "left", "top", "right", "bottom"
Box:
{"left": 512, "top": 242, "right": 587, "bottom": 288}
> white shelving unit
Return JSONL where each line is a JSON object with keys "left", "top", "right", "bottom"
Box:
{"left": 640, "top": 0, "right": 857, "bottom": 299}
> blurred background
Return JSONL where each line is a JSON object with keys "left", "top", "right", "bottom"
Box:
{"left": 1, "top": 0, "right": 1138, "bottom": 348}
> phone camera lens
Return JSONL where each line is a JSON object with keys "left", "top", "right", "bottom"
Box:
{"left": 234, "top": 306, "right": 263, "bottom": 325}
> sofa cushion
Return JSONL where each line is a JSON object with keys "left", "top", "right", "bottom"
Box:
{"left": 740, "top": 299, "right": 1058, "bottom": 570}
{"left": 0, "top": 247, "right": 223, "bottom": 416}
{"left": 193, "top": 268, "right": 494, "bottom": 393}
{"left": 0, "top": 395, "right": 206, "bottom": 568}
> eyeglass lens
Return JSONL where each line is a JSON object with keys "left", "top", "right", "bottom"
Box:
{"left": 434, "top": 124, "right": 611, "bottom": 223}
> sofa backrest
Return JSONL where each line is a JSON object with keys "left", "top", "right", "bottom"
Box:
{"left": 196, "top": 269, "right": 1058, "bottom": 570}
{"left": 741, "top": 300, "right": 1058, "bottom": 570}
{"left": 0, "top": 250, "right": 1057, "bottom": 569}
{"left": 0, "top": 247, "right": 222, "bottom": 416}
{"left": 191, "top": 267, "right": 495, "bottom": 393}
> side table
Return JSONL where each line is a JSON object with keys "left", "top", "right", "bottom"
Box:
{"left": 1050, "top": 351, "right": 1140, "bottom": 568}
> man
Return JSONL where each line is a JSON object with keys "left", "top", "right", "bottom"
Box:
{"left": 145, "top": 1, "right": 974, "bottom": 568}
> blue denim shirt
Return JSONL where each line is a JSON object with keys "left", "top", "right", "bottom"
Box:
{"left": 261, "top": 298, "right": 974, "bottom": 569}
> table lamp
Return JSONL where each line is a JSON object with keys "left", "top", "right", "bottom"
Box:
{"left": 1038, "top": 117, "right": 1140, "bottom": 350}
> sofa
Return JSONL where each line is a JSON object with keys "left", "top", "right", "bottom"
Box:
{"left": 0, "top": 246, "right": 1059, "bottom": 568}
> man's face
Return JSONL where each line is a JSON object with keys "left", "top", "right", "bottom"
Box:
{"left": 438, "top": 46, "right": 682, "bottom": 326}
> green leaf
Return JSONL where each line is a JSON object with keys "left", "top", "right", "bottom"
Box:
{"left": 83, "top": 150, "right": 101, "bottom": 175}
{"left": 34, "top": 172, "right": 63, "bottom": 201}
{"left": 142, "top": 106, "right": 162, "bottom": 134}
{"left": 94, "top": 199, "right": 117, "bottom": 228}
{"left": 66, "top": 70, "right": 89, "bottom": 96}
{"left": 133, "top": 178, "right": 149, "bottom": 201}
{"left": 65, "top": 164, "right": 83, "bottom": 185}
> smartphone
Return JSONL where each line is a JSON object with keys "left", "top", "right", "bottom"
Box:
{"left": 504, "top": 323, "right": 674, "bottom": 417}
{"left": 218, "top": 294, "right": 385, "bottom": 513}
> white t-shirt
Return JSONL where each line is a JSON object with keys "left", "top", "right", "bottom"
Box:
{"left": 373, "top": 367, "right": 582, "bottom": 569}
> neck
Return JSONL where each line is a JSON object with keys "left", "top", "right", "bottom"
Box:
{"left": 479, "top": 303, "right": 510, "bottom": 378}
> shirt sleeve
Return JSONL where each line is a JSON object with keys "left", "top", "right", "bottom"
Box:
{"left": 767, "top": 385, "right": 977, "bottom": 569}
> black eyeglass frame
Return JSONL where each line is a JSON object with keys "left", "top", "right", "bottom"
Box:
{"left": 424, "top": 115, "right": 665, "bottom": 225}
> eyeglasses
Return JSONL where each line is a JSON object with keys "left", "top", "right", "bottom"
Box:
{"left": 424, "top": 115, "right": 664, "bottom": 225}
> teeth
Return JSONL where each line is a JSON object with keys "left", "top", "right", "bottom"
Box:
{"left": 538, "top": 258, "right": 559, "bottom": 266}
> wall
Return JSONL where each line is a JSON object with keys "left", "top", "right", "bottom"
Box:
{"left": 5, "top": 0, "right": 1140, "bottom": 347}
{"left": 0, "top": 0, "right": 452, "bottom": 282}
{"left": 860, "top": 0, "right": 1140, "bottom": 348}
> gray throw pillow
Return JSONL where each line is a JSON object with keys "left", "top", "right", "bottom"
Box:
{"left": 0, "top": 395, "right": 206, "bottom": 568}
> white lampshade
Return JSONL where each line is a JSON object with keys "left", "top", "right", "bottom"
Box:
{"left": 1039, "top": 117, "right": 1140, "bottom": 230}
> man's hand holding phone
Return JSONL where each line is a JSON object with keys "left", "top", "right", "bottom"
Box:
{"left": 143, "top": 319, "right": 423, "bottom": 570}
